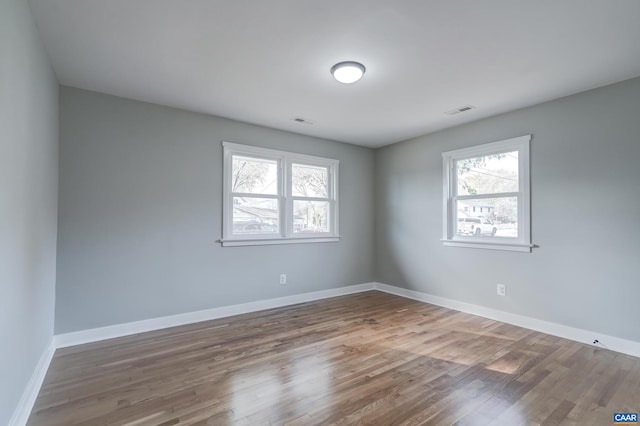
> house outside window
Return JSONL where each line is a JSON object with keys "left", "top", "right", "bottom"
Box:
{"left": 442, "top": 135, "right": 532, "bottom": 252}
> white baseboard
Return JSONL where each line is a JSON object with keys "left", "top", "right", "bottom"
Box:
{"left": 54, "top": 281, "right": 640, "bottom": 359}
{"left": 17, "top": 281, "right": 638, "bottom": 425}
{"left": 55, "top": 283, "right": 376, "bottom": 348}
{"left": 373, "top": 282, "right": 640, "bottom": 359}
{"left": 9, "top": 339, "right": 55, "bottom": 426}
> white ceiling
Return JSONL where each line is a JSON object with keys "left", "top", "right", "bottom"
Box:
{"left": 29, "top": 0, "right": 640, "bottom": 148}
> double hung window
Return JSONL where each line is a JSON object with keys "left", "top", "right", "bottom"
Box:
{"left": 222, "top": 142, "right": 339, "bottom": 246}
{"left": 442, "top": 135, "right": 532, "bottom": 252}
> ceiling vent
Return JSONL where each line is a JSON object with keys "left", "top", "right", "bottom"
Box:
{"left": 291, "top": 116, "right": 316, "bottom": 125}
{"left": 445, "top": 105, "right": 476, "bottom": 115}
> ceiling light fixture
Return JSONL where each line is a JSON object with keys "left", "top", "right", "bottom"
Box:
{"left": 330, "top": 61, "right": 366, "bottom": 84}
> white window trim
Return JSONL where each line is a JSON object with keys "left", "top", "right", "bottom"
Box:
{"left": 221, "top": 142, "right": 339, "bottom": 247}
{"left": 441, "top": 135, "right": 532, "bottom": 253}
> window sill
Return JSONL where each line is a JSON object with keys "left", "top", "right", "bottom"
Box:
{"left": 441, "top": 239, "right": 533, "bottom": 253}
{"left": 220, "top": 236, "right": 341, "bottom": 247}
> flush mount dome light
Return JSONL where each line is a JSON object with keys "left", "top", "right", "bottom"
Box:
{"left": 331, "top": 61, "right": 366, "bottom": 84}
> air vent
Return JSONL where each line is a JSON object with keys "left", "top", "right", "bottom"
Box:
{"left": 445, "top": 105, "right": 476, "bottom": 115}
{"left": 291, "top": 117, "right": 316, "bottom": 125}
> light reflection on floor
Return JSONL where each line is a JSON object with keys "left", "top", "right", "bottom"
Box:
{"left": 231, "top": 348, "right": 331, "bottom": 421}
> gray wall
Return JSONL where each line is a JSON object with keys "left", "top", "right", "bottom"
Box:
{"left": 56, "top": 87, "right": 375, "bottom": 333}
{"left": 0, "top": 0, "right": 59, "bottom": 423}
{"left": 376, "top": 77, "right": 640, "bottom": 343}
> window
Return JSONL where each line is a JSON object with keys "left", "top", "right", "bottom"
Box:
{"left": 221, "top": 142, "right": 339, "bottom": 246}
{"left": 442, "top": 135, "right": 532, "bottom": 252}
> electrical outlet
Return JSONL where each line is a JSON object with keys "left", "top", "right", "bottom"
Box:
{"left": 280, "top": 274, "right": 287, "bottom": 285}
{"left": 497, "top": 284, "right": 506, "bottom": 296}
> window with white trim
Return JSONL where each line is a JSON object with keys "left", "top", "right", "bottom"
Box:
{"left": 442, "top": 135, "right": 532, "bottom": 252}
{"left": 221, "top": 142, "right": 339, "bottom": 247}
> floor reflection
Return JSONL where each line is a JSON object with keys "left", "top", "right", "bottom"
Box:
{"left": 231, "top": 347, "right": 331, "bottom": 422}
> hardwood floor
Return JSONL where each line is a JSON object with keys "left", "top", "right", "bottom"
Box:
{"left": 28, "top": 291, "right": 640, "bottom": 425}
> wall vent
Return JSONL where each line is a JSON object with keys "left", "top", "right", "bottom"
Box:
{"left": 291, "top": 117, "right": 316, "bottom": 125}
{"left": 445, "top": 105, "right": 476, "bottom": 115}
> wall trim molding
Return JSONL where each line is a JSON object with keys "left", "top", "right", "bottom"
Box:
{"left": 9, "top": 339, "right": 56, "bottom": 426}
{"left": 17, "top": 281, "right": 639, "bottom": 425}
{"left": 54, "top": 281, "right": 640, "bottom": 358}
{"left": 373, "top": 282, "right": 640, "bottom": 359}
{"left": 54, "top": 283, "right": 376, "bottom": 348}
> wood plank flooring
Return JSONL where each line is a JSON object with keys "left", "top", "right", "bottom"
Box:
{"left": 28, "top": 291, "right": 640, "bottom": 425}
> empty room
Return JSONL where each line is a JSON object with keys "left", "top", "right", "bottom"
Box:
{"left": 3, "top": 0, "right": 640, "bottom": 425}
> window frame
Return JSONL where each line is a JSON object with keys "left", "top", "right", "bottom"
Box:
{"left": 221, "top": 142, "right": 339, "bottom": 247}
{"left": 441, "top": 135, "right": 532, "bottom": 252}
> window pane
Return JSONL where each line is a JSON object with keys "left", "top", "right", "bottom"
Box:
{"left": 457, "top": 151, "right": 518, "bottom": 196}
{"left": 293, "top": 200, "right": 329, "bottom": 233}
{"left": 232, "top": 197, "right": 279, "bottom": 234}
{"left": 231, "top": 155, "right": 278, "bottom": 195}
{"left": 456, "top": 197, "right": 518, "bottom": 238}
{"left": 292, "top": 164, "right": 328, "bottom": 197}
